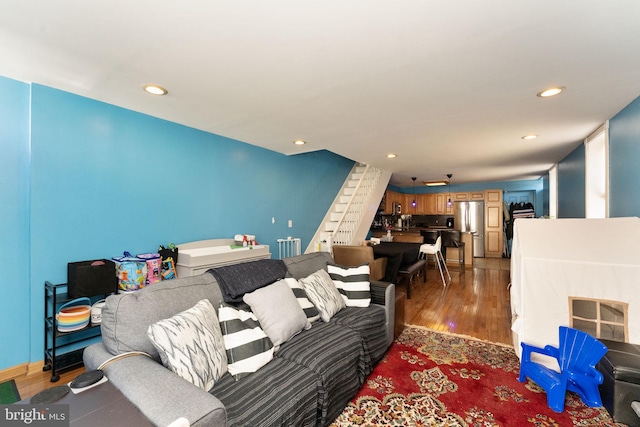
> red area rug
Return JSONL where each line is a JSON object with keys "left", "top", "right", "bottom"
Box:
{"left": 331, "top": 326, "right": 622, "bottom": 426}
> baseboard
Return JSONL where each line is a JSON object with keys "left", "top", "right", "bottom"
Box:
{"left": 0, "top": 360, "right": 45, "bottom": 383}
{"left": 0, "top": 363, "right": 28, "bottom": 383}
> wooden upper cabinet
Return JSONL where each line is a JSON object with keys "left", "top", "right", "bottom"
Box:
{"left": 423, "top": 194, "right": 436, "bottom": 214}
{"left": 404, "top": 193, "right": 432, "bottom": 214}
{"left": 454, "top": 192, "right": 469, "bottom": 201}
{"left": 406, "top": 193, "right": 419, "bottom": 214}
{"left": 384, "top": 190, "right": 403, "bottom": 214}
{"left": 469, "top": 191, "right": 484, "bottom": 200}
{"left": 485, "top": 189, "right": 502, "bottom": 203}
{"left": 435, "top": 193, "right": 453, "bottom": 214}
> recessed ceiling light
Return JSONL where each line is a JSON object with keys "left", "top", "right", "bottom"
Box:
{"left": 386, "top": 153, "right": 397, "bottom": 158}
{"left": 521, "top": 134, "right": 539, "bottom": 140}
{"left": 293, "top": 140, "right": 306, "bottom": 145}
{"left": 537, "top": 86, "right": 565, "bottom": 98}
{"left": 142, "top": 84, "right": 168, "bottom": 96}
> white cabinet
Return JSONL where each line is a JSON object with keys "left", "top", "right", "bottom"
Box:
{"left": 176, "top": 239, "right": 271, "bottom": 277}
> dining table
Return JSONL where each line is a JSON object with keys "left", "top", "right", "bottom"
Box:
{"left": 372, "top": 242, "right": 421, "bottom": 283}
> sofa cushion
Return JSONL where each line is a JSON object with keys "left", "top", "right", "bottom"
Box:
{"left": 101, "top": 272, "right": 223, "bottom": 360}
{"left": 331, "top": 305, "right": 388, "bottom": 365}
{"left": 147, "top": 299, "right": 227, "bottom": 391}
{"left": 327, "top": 263, "right": 371, "bottom": 307}
{"left": 282, "top": 251, "right": 334, "bottom": 280}
{"left": 276, "top": 321, "right": 371, "bottom": 426}
{"left": 283, "top": 278, "right": 321, "bottom": 323}
{"left": 299, "top": 269, "right": 346, "bottom": 322}
{"left": 211, "top": 357, "right": 318, "bottom": 427}
{"left": 243, "top": 280, "right": 310, "bottom": 351}
{"left": 218, "top": 302, "right": 274, "bottom": 380}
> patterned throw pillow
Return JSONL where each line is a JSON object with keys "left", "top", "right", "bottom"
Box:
{"left": 218, "top": 302, "right": 274, "bottom": 380}
{"left": 327, "top": 263, "right": 371, "bottom": 307}
{"left": 147, "top": 299, "right": 227, "bottom": 391}
{"left": 299, "top": 269, "right": 346, "bottom": 322}
{"left": 283, "top": 277, "right": 321, "bottom": 323}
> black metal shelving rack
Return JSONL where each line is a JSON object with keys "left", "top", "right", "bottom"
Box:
{"left": 43, "top": 281, "right": 107, "bottom": 382}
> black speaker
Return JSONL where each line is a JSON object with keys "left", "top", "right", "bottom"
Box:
{"left": 67, "top": 259, "right": 118, "bottom": 298}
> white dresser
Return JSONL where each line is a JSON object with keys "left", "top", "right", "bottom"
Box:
{"left": 175, "top": 239, "right": 271, "bottom": 277}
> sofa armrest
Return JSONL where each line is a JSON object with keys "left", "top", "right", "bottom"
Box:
{"left": 370, "top": 280, "right": 395, "bottom": 347}
{"left": 84, "top": 343, "right": 227, "bottom": 427}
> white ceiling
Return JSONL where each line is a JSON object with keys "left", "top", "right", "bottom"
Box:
{"left": 2, "top": 1, "right": 640, "bottom": 187}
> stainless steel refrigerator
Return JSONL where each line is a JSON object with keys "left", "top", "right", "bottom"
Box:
{"left": 453, "top": 201, "right": 485, "bottom": 257}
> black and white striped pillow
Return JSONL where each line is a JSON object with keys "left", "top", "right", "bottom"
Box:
{"left": 327, "top": 263, "right": 371, "bottom": 307}
{"left": 283, "top": 278, "right": 321, "bottom": 323}
{"left": 218, "top": 302, "right": 274, "bottom": 380}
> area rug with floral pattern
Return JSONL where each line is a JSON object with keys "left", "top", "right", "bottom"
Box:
{"left": 331, "top": 326, "right": 622, "bottom": 427}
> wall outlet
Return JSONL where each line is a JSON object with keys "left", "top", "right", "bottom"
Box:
{"left": 288, "top": 219, "right": 293, "bottom": 228}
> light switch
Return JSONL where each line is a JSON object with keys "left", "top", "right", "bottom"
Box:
{"left": 288, "top": 219, "right": 293, "bottom": 228}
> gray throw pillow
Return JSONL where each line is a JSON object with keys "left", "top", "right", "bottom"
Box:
{"left": 299, "top": 269, "right": 346, "bottom": 322}
{"left": 243, "top": 280, "right": 310, "bottom": 351}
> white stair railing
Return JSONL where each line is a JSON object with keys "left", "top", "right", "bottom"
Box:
{"left": 306, "top": 163, "right": 391, "bottom": 253}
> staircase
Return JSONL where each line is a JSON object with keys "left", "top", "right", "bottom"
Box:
{"left": 305, "top": 163, "right": 391, "bottom": 253}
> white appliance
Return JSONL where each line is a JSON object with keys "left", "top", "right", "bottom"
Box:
{"left": 454, "top": 201, "right": 485, "bottom": 257}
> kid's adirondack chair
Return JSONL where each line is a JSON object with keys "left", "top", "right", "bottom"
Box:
{"left": 518, "top": 326, "right": 608, "bottom": 413}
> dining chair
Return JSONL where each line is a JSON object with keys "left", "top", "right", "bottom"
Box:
{"left": 419, "top": 236, "right": 450, "bottom": 286}
{"left": 331, "top": 245, "right": 387, "bottom": 281}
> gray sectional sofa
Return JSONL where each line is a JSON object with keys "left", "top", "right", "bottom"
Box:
{"left": 83, "top": 252, "right": 395, "bottom": 427}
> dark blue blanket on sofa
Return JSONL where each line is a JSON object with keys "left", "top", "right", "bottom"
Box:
{"left": 208, "top": 259, "right": 288, "bottom": 302}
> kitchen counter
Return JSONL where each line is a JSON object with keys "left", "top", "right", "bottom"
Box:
{"left": 373, "top": 227, "right": 474, "bottom": 234}
{"left": 372, "top": 228, "right": 475, "bottom": 266}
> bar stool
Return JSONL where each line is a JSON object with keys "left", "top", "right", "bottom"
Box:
{"left": 419, "top": 236, "right": 450, "bottom": 286}
{"left": 445, "top": 242, "right": 465, "bottom": 272}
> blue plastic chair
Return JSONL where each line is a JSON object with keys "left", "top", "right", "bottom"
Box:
{"left": 518, "top": 326, "right": 608, "bottom": 413}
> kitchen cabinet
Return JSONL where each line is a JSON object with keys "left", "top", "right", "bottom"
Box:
{"left": 435, "top": 193, "right": 452, "bottom": 214}
{"left": 418, "top": 194, "right": 435, "bottom": 214}
{"left": 484, "top": 189, "right": 503, "bottom": 258}
{"left": 386, "top": 190, "right": 438, "bottom": 215}
{"left": 384, "top": 190, "right": 404, "bottom": 214}
{"left": 406, "top": 193, "right": 421, "bottom": 214}
{"left": 469, "top": 191, "right": 484, "bottom": 200}
{"left": 485, "top": 189, "right": 502, "bottom": 203}
{"left": 454, "top": 192, "right": 470, "bottom": 201}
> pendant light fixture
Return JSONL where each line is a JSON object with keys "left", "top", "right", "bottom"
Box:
{"left": 446, "top": 174, "right": 453, "bottom": 208}
{"left": 411, "top": 177, "right": 417, "bottom": 208}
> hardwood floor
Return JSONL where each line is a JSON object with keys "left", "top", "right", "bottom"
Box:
{"left": 12, "top": 256, "right": 513, "bottom": 400}
{"left": 403, "top": 256, "right": 513, "bottom": 346}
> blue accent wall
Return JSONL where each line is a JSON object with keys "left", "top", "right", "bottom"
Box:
{"left": 1, "top": 78, "right": 354, "bottom": 369}
{"left": 0, "top": 78, "right": 31, "bottom": 368}
{"left": 609, "top": 96, "right": 640, "bottom": 217}
{"left": 557, "top": 144, "right": 585, "bottom": 218}
{"left": 556, "top": 94, "right": 640, "bottom": 219}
